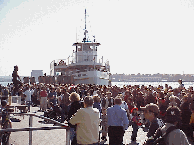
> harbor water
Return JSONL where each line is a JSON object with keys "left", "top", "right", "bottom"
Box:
{"left": 112, "top": 81, "right": 194, "bottom": 89}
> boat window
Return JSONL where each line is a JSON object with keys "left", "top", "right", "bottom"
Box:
{"left": 78, "top": 46, "right": 82, "bottom": 51}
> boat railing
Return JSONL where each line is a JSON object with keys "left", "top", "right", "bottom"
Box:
{"left": 0, "top": 112, "right": 70, "bottom": 145}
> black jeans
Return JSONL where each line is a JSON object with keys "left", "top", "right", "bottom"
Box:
{"left": 108, "top": 126, "right": 125, "bottom": 145}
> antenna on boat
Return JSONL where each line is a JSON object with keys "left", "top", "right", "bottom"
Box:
{"left": 76, "top": 27, "right": 77, "bottom": 42}
{"left": 83, "top": 9, "right": 87, "bottom": 43}
{"left": 85, "top": 9, "right": 86, "bottom": 33}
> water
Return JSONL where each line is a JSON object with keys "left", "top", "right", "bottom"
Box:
{"left": 111, "top": 81, "right": 194, "bottom": 89}
{"left": 0, "top": 81, "right": 194, "bottom": 89}
{"left": 0, "top": 82, "right": 12, "bottom": 86}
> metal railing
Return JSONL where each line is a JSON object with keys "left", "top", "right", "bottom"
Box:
{"left": 0, "top": 112, "right": 70, "bottom": 145}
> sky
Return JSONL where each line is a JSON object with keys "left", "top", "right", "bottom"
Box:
{"left": 0, "top": 0, "right": 194, "bottom": 76}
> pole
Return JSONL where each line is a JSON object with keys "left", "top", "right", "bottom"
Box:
{"left": 29, "top": 115, "right": 33, "bottom": 145}
{"left": 66, "top": 128, "right": 70, "bottom": 145}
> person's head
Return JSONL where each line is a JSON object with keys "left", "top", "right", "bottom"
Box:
{"left": 62, "top": 89, "right": 67, "bottom": 94}
{"left": 158, "top": 91, "right": 164, "bottom": 99}
{"left": 51, "top": 87, "right": 55, "bottom": 92}
{"left": 106, "top": 92, "right": 112, "bottom": 98}
{"left": 125, "top": 90, "right": 131, "bottom": 96}
{"left": 127, "top": 97, "right": 132, "bottom": 103}
{"left": 84, "top": 96, "right": 94, "bottom": 108}
{"left": 69, "top": 92, "right": 80, "bottom": 102}
{"left": 165, "top": 106, "right": 181, "bottom": 125}
{"left": 131, "top": 108, "right": 138, "bottom": 116}
{"left": 1, "top": 100, "right": 7, "bottom": 107}
{"left": 101, "top": 93, "right": 105, "bottom": 98}
{"left": 93, "top": 95, "right": 100, "bottom": 103}
{"left": 141, "top": 103, "right": 159, "bottom": 122}
{"left": 183, "top": 95, "right": 188, "bottom": 102}
{"left": 50, "top": 102, "right": 54, "bottom": 107}
{"left": 14, "top": 65, "right": 18, "bottom": 71}
{"left": 178, "top": 79, "right": 182, "bottom": 84}
{"left": 114, "top": 96, "right": 122, "bottom": 105}
{"left": 169, "top": 95, "right": 176, "bottom": 102}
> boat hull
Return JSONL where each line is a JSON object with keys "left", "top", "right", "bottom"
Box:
{"left": 74, "top": 70, "right": 109, "bottom": 85}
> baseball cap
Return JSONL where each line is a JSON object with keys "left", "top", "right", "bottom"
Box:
{"left": 166, "top": 106, "right": 181, "bottom": 123}
{"left": 140, "top": 103, "right": 159, "bottom": 115}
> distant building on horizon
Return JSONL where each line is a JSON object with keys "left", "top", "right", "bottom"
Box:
{"left": 31, "top": 70, "right": 43, "bottom": 82}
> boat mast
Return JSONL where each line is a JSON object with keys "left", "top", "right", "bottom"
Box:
{"left": 85, "top": 9, "right": 86, "bottom": 36}
{"left": 83, "top": 9, "right": 87, "bottom": 43}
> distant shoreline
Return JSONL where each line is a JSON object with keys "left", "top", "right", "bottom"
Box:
{"left": 0, "top": 80, "right": 194, "bottom": 83}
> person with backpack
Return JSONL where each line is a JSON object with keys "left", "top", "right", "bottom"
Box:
{"left": 152, "top": 106, "right": 190, "bottom": 145}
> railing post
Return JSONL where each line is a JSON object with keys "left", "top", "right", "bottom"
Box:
{"left": 66, "top": 128, "right": 70, "bottom": 145}
{"left": 29, "top": 115, "right": 33, "bottom": 145}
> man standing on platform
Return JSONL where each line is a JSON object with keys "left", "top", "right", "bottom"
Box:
{"left": 12, "top": 65, "right": 22, "bottom": 95}
{"left": 107, "top": 97, "right": 129, "bottom": 145}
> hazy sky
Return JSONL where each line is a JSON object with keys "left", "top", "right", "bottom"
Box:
{"left": 0, "top": 0, "right": 194, "bottom": 76}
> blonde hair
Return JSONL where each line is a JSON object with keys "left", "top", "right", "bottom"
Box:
{"left": 69, "top": 92, "right": 80, "bottom": 102}
{"left": 169, "top": 96, "right": 176, "bottom": 102}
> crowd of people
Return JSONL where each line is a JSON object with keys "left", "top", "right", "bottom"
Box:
{"left": 0, "top": 81, "right": 194, "bottom": 145}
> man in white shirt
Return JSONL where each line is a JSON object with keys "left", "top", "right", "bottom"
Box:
{"left": 23, "top": 86, "right": 34, "bottom": 112}
{"left": 69, "top": 96, "right": 100, "bottom": 145}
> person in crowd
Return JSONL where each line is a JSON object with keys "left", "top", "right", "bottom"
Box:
{"left": 153, "top": 106, "right": 190, "bottom": 145}
{"left": 141, "top": 103, "right": 164, "bottom": 144}
{"left": 1, "top": 86, "right": 9, "bottom": 101}
{"left": 44, "top": 102, "right": 62, "bottom": 121}
{"left": 180, "top": 95, "right": 192, "bottom": 137}
{"left": 189, "top": 102, "right": 194, "bottom": 142}
{"left": 119, "top": 94, "right": 131, "bottom": 120}
{"left": 124, "top": 90, "right": 131, "bottom": 102}
{"left": 145, "top": 89, "right": 156, "bottom": 105}
{"left": 107, "top": 97, "right": 129, "bottom": 145}
{"left": 23, "top": 86, "right": 34, "bottom": 112}
{"left": 39, "top": 87, "right": 48, "bottom": 112}
{"left": 59, "top": 89, "right": 70, "bottom": 122}
{"left": 0, "top": 100, "right": 14, "bottom": 145}
{"left": 48, "top": 87, "right": 57, "bottom": 107}
{"left": 93, "top": 95, "right": 102, "bottom": 114}
{"left": 69, "top": 96, "right": 100, "bottom": 145}
{"left": 157, "top": 92, "right": 168, "bottom": 121}
{"left": 67, "top": 92, "right": 82, "bottom": 145}
{"left": 130, "top": 107, "right": 140, "bottom": 142}
{"left": 100, "top": 93, "right": 108, "bottom": 141}
{"left": 106, "top": 92, "right": 114, "bottom": 107}
{"left": 168, "top": 95, "right": 177, "bottom": 107}
{"left": 136, "top": 92, "right": 145, "bottom": 111}
{"left": 126, "top": 97, "right": 134, "bottom": 116}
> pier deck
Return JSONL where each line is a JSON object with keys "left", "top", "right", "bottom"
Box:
{"left": 8, "top": 106, "right": 193, "bottom": 145}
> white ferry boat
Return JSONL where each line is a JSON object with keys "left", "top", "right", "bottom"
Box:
{"left": 50, "top": 10, "right": 111, "bottom": 86}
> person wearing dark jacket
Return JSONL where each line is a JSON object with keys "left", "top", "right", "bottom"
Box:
{"left": 180, "top": 95, "right": 192, "bottom": 137}
{"left": 67, "top": 92, "right": 82, "bottom": 145}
